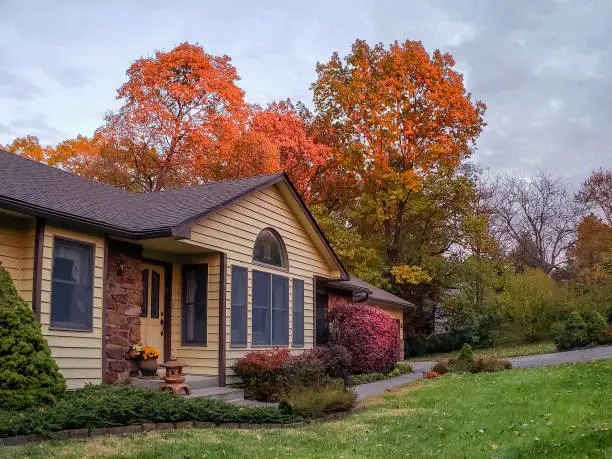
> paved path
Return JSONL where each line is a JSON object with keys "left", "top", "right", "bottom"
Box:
{"left": 353, "top": 345, "right": 612, "bottom": 401}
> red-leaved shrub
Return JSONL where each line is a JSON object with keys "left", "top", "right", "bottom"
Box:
{"left": 232, "top": 348, "right": 292, "bottom": 401}
{"left": 328, "top": 303, "right": 400, "bottom": 374}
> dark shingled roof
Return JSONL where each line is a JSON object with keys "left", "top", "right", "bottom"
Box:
{"left": 325, "top": 275, "right": 414, "bottom": 308}
{"left": 0, "top": 149, "right": 348, "bottom": 277}
{"left": 0, "top": 149, "right": 283, "bottom": 238}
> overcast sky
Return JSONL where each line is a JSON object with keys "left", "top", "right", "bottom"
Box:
{"left": 1, "top": 0, "right": 610, "bottom": 182}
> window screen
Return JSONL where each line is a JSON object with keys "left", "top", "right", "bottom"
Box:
{"left": 50, "top": 238, "right": 94, "bottom": 330}
{"left": 182, "top": 264, "right": 208, "bottom": 345}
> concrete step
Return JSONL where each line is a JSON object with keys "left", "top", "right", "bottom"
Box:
{"left": 130, "top": 374, "right": 219, "bottom": 391}
{"left": 186, "top": 387, "right": 244, "bottom": 401}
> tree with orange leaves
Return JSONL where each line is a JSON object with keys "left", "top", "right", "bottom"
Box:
{"left": 312, "top": 39, "right": 486, "bottom": 265}
{"left": 3, "top": 135, "right": 51, "bottom": 162}
{"left": 97, "top": 42, "right": 248, "bottom": 191}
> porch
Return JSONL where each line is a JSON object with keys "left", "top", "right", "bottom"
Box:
{"left": 105, "top": 237, "right": 225, "bottom": 385}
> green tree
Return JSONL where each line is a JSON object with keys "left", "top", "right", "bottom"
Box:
{"left": 0, "top": 266, "right": 65, "bottom": 410}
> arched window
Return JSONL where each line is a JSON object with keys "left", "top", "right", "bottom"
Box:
{"left": 253, "top": 228, "right": 288, "bottom": 269}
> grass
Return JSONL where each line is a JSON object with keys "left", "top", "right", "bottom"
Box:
{"left": 5, "top": 359, "right": 612, "bottom": 458}
{"left": 405, "top": 341, "right": 557, "bottom": 362}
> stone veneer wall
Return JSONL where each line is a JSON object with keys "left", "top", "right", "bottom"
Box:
{"left": 104, "top": 242, "right": 143, "bottom": 383}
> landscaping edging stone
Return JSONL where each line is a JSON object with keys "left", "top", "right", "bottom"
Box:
{"left": 0, "top": 420, "right": 307, "bottom": 447}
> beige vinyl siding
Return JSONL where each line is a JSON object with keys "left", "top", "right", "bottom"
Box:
{"left": 0, "top": 213, "right": 36, "bottom": 303}
{"left": 183, "top": 184, "right": 336, "bottom": 380}
{"left": 171, "top": 253, "right": 220, "bottom": 376}
{"left": 41, "top": 225, "right": 105, "bottom": 389}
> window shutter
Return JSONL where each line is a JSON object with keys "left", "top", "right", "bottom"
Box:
{"left": 292, "top": 279, "right": 304, "bottom": 346}
{"left": 231, "top": 266, "right": 248, "bottom": 345}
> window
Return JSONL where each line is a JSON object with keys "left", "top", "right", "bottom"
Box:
{"left": 253, "top": 228, "right": 287, "bottom": 269}
{"left": 293, "top": 279, "right": 304, "bottom": 346}
{"left": 140, "top": 270, "right": 148, "bottom": 318}
{"left": 150, "top": 271, "right": 160, "bottom": 319}
{"left": 182, "top": 264, "right": 208, "bottom": 345}
{"left": 252, "top": 271, "right": 289, "bottom": 345}
{"left": 316, "top": 293, "right": 329, "bottom": 345}
{"left": 231, "top": 266, "right": 248, "bottom": 345}
{"left": 50, "top": 238, "right": 94, "bottom": 331}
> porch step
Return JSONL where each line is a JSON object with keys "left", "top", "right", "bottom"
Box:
{"left": 129, "top": 375, "right": 219, "bottom": 391}
{"left": 186, "top": 387, "right": 244, "bottom": 401}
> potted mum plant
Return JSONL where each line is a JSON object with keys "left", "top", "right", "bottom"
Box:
{"left": 129, "top": 344, "right": 161, "bottom": 377}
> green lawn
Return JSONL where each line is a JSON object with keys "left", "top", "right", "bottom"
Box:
{"left": 405, "top": 341, "right": 557, "bottom": 362}
{"left": 6, "top": 359, "right": 612, "bottom": 459}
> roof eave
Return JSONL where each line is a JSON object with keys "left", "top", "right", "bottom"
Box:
{"left": 0, "top": 196, "right": 174, "bottom": 240}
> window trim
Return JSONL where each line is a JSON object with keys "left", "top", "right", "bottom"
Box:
{"left": 252, "top": 228, "right": 289, "bottom": 271}
{"left": 181, "top": 263, "right": 208, "bottom": 347}
{"left": 230, "top": 265, "right": 248, "bottom": 346}
{"left": 49, "top": 236, "right": 95, "bottom": 332}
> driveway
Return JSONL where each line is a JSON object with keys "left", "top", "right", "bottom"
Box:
{"left": 353, "top": 345, "right": 612, "bottom": 401}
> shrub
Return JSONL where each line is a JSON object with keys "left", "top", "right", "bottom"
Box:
{"left": 348, "top": 372, "right": 386, "bottom": 386}
{"left": 454, "top": 343, "right": 474, "bottom": 372}
{"left": 0, "top": 385, "right": 301, "bottom": 437}
{"left": 497, "top": 268, "right": 568, "bottom": 342}
{"left": 279, "top": 379, "right": 356, "bottom": 419}
{"left": 472, "top": 358, "right": 513, "bottom": 373}
{"left": 280, "top": 351, "right": 326, "bottom": 391}
{"left": 431, "top": 358, "right": 456, "bottom": 375}
{"left": 387, "top": 367, "right": 401, "bottom": 377}
{"left": 313, "top": 344, "right": 352, "bottom": 384}
{"left": 232, "top": 348, "right": 292, "bottom": 402}
{"left": 552, "top": 311, "right": 587, "bottom": 350}
{"left": 395, "top": 363, "right": 413, "bottom": 374}
{"left": 605, "top": 324, "right": 612, "bottom": 343}
{"left": 583, "top": 311, "right": 607, "bottom": 344}
{"left": 425, "top": 370, "right": 440, "bottom": 378}
{"left": 328, "top": 303, "right": 400, "bottom": 374}
{"left": 404, "top": 338, "right": 428, "bottom": 357}
{"left": 0, "top": 267, "right": 66, "bottom": 411}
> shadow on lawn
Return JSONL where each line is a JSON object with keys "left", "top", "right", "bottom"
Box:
{"left": 502, "top": 429, "right": 612, "bottom": 458}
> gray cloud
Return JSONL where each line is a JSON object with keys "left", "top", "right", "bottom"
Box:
{"left": 0, "top": 69, "right": 43, "bottom": 100}
{"left": 0, "top": 0, "right": 609, "bottom": 183}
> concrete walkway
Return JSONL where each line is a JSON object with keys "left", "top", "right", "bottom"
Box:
{"left": 352, "top": 345, "right": 612, "bottom": 401}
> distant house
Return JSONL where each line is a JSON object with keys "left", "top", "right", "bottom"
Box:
{"left": 0, "top": 150, "right": 412, "bottom": 389}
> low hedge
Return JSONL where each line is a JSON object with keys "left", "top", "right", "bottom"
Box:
{"left": 279, "top": 379, "right": 356, "bottom": 418}
{"left": 0, "top": 385, "right": 301, "bottom": 438}
{"left": 349, "top": 363, "right": 413, "bottom": 386}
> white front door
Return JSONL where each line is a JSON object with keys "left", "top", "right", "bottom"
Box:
{"left": 140, "top": 264, "right": 165, "bottom": 362}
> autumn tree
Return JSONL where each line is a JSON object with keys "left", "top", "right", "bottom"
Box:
{"left": 96, "top": 42, "right": 248, "bottom": 192}
{"left": 219, "top": 100, "right": 331, "bottom": 201}
{"left": 312, "top": 39, "right": 486, "bottom": 270}
{"left": 572, "top": 216, "right": 612, "bottom": 275}
{"left": 576, "top": 168, "right": 612, "bottom": 225}
{"left": 3, "top": 135, "right": 51, "bottom": 162}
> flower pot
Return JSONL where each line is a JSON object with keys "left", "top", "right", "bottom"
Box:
{"left": 138, "top": 358, "right": 158, "bottom": 377}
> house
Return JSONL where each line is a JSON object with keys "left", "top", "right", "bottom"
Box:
{"left": 0, "top": 149, "right": 412, "bottom": 389}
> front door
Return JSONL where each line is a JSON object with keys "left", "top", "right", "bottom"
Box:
{"left": 140, "top": 263, "right": 165, "bottom": 362}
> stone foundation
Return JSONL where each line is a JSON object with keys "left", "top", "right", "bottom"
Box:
{"left": 104, "top": 241, "right": 143, "bottom": 383}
